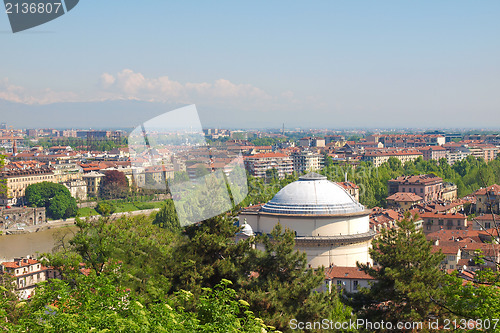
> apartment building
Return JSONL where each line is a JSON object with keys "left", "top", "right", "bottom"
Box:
{"left": 388, "top": 174, "right": 446, "bottom": 202}
{"left": 420, "top": 211, "right": 467, "bottom": 234}
{"left": 244, "top": 153, "right": 293, "bottom": 179}
{"left": 1, "top": 258, "right": 48, "bottom": 299}
{"left": 474, "top": 184, "right": 500, "bottom": 214}
{"left": 292, "top": 150, "right": 324, "bottom": 173}
{"left": 0, "top": 168, "right": 55, "bottom": 206}
{"left": 418, "top": 146, "right": 447, "bottom": 161}
{"left": 362, "top": 149, "right": 423, "bottom": 167}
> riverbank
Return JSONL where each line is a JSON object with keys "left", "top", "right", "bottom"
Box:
{"left": 1, "top": 208, "right": 160, "bottom": 235}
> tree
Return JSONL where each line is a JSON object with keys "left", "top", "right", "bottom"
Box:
{"left": 349, "top": 213, "right": 450, "bottom": 326}
{"left": 153, "top": 199, "right": 181, "bottom": 233}
{"left": 95, "top": 201, "right": 116, "bottom": 216}
{"left": 15, "top": 270, "right": 273, "bottom": 332}
{"left": 99, "top": 170, "right": 129, "bottom": 199}
{"left": 25, "top": 182, "right": 77, "bottom": 219}
{"left": 0, "top": 154, "right": 6, "bottom": 198}
{"left": 167, "top": 215, "right": 252, "bottom": 296}
{"left": 240, "top": 223, "right": 337, "bottom": 331}
{"left": 265, "top": 167, "right": 279, "bottom": 181}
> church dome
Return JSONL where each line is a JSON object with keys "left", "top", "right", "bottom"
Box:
{"left": 261, "top": 172, "right": 365, "bottom": 215}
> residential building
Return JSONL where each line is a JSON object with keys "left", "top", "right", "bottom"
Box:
{"left": 445, "top": 146, "right": 471, "bottom": 165}
{"left": 62, "top": 179, "right": 88, "bottom": 201}
{"left": 244, "top": 153, "right": 293, "bottom": 179}
{"left": 362, "top": 149, "right": 423, "bottom": 167}
{"left": 471, "top": 214, "right": 500, "bottom": 231}
{"left": 292, "top": 150, "right": 324, "bottom": 173}
{"left": 431, "top": 243, "right": 462, "bottom": 270}
{"left": 336, "top": 181, "right": 359, "bottom": 201}
{"left": 0, "top": 168, "right": 55, "bottom": 206}
{"left": 298, "top": 137, "right": 325, "bottom": 148}
{"left": 473, "top": 184, "right": 500, "bottom": 214}
{"left": 367, "top": 134, "right": 446, "bottom": 147}
{"left": 51, "top": 162, "right": 83, "bottom": 183}
{"left": 442, "top": 183, "right": 458, "bottom": 201}
{"left": 388, "top": 174, "right": 445, "bottom": 201}
{"left": 418, "top": 146, "right": 447, "bottom": 161}
{"left": 386, "top": 192, "right": 423, "bottom": 211}
{"left": 420, "top": 211, "right": 468, "bottom": 234}
{"left": 1, "top": 258, "right": 48, "bottom": 299}
{"left": 324, "top": 266, "right": 374, "bottom": 293}
{"left": 82, "top": 171, "right": 105, "bottom": 198}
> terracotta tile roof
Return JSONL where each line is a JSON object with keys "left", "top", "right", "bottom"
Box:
{"left": 325, "top": 266, "right": 375, "bottom": 280}
{"left": 418, "top": 146, "right": 446, "bottom": 151}
{"left": 389, "top": 174, "right": 442, "bottom": 184}
{"left": 474, "top": 184, "right": 500, "bottom": 196}
{"left": 431, "top": 243, "right": 461, "bottom": 254}
{"left": 336, "top": 181, "right": 359, "bottom": 190}
{"left": 1, "top": 258, "right": 40, "bottom": 269}
{"left": 245, "top": 153, "right": 288, "bottom": 159}
{"left": 419, "top": 211, "right": 466, "bottom": 219}
{"left": 474, "top": 214, "right": 500, "bottom": 221}
{"left": 387, "top": 192, "right": 423, "bottom": 202}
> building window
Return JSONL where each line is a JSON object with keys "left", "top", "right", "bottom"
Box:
{"left": 353, "top": 280, "right": 359, "bottom": 290}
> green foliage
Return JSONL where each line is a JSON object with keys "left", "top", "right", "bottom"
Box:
{"left": 240, "top": 223, "right": 341, "bottom": 331}
{"left": 95, "top": 202, "right": 116, "bottom": 216}
{"left": 442, "top": 259, "right": 500, "bottom": 332}
{"left": 26, "top": 136, "right": 127, "bottom": 151}
{"left": 167, "top": 215, "right": 251, "bottom": 297}
{"left": 25, "top": 182, "right": 77, "bottom": 219}
{"left": 249, "top": 137, "right": 281, "bottom": 146}
{"left": 0, "top": 154, "right": 6, "bottom": 196}
{"left": 350, "top": 214, "right": 450, "bottom": 326}
{"left": 0, "top": 274, "right": 18, "bottom": 331}
{"left": 153, "top": 199, "right": 181, "bottom": 233}
{"left": 320, "top": 155, "right": 500, "bottom": 208}
{"left": 12, "top": 271, "right": 270, "bottom": 332}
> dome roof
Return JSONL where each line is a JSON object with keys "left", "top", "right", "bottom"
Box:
{"left": 261, "top": 172, "right": 365, "bottom": 215}
{"left": 240, "top": 221, "right": 254, "bottom": 237}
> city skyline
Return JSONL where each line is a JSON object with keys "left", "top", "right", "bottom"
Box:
{"left": 1, "top": 1, "right": 500, "bottom": 128}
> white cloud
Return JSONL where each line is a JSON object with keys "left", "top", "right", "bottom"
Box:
{"left": 0, "top": 70, "right": 308, "bottom": 111}
{"left": 100, "top": 69, "right": 271, "bottom": 105}
{"left": 0, "top": 78, "right": 79, "bottom": 105}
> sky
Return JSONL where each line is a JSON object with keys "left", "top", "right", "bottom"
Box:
{"left": 0, "top": 1, "right": 499, "bottom": 129}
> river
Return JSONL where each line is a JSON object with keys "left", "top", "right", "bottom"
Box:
{"left": 0, "top": 226, "right": 78, "bottom": 262}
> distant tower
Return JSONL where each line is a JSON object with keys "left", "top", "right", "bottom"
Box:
{"left": 12, "top": 138, "right": 18, "bottom": 155}
{"left": 282, "top": 123, "right": 285, "bottom": 136}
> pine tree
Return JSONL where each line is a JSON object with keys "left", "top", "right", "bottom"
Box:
{"left": 153, "top": 199, "right": 181, "bottom": 233}
{"left": 349, "top": 213, "right": 450, "bottom": 326}
{"left": 240, "top": 223, "right": 338, "bottom": 331}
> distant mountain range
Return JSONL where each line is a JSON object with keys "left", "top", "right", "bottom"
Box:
{"left": 0, "top": 99, "right": 189, "bottom": 129}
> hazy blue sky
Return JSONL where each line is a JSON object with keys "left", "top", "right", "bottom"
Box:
{"left": 1, "top": 1, "right": 499, "bottom": 129}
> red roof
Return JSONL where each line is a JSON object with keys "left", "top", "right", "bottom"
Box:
{"left": 387, "top": 192, "right": 423, "bottom": 202}
{"left": 419, "top": 212, "right": 466, "bottom": 219}
{"left": 474, "top": 184, "right": 500, "bottom": 196}
{"left": 1, "top": 258, "right": 39, "bottom": 268}
{"left": 325, "top": 266, "right": 375, "bottom": 280}
{"left": 245, "top": 152, "right": 288, "bottom": 159}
